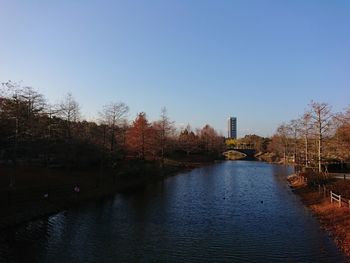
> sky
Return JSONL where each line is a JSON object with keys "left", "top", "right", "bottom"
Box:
{"left": 1, "top": 0, "right": 349, "bottom": 137}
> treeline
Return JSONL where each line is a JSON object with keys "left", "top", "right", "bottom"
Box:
{"left": 268, "top": 101, "right": 350, "bottom": 172}
{"left": 0, "top": 81, "right": 225, "bottom": 169}
{"left": 226, "top": 134, "right": 271, "bottom": 152}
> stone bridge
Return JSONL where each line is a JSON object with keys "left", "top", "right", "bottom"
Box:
{"left": 223, "top": 148, "right": 257, "bottom": 160}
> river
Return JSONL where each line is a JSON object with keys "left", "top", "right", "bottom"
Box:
{"left": 0, "top": 161, "right": 346, "bottom": 262}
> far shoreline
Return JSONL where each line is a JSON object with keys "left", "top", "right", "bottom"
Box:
{"left": 0, "top": 157, "right": 221, "bottom": 230}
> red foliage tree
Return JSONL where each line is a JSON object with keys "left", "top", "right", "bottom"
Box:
{"left": 126, "top": 112, "right": 156, "bottom": 159}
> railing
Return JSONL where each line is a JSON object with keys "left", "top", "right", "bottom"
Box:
{"left": 328, "top": 173, "right": 350, "bottom": 180}
{"left": 317, "top": 184, "right": 350, "bottom": 210}
{"left": 291, "top": 173, "right": 350, "bottom": 210}
{"left": 330, "top": 191, "right": 342, "bottom": 207}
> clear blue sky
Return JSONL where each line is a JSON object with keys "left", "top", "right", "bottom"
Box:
{"left": 1, "top": 0, "right": 349, "bottom": 137}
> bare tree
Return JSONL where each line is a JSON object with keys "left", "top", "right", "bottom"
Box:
{"left": 330, "top": 107, "right": 350, "bottom": 165}
{"left": 58, "top": 93, "right": 80, "bottom": 138}
{"left": 287, "top": 119, "right": 301, "bottom": 164}
{"left": 1, "top": 80, "right": 21, "bottom": 98}
{"left": 154, "top": 107, "right": 175, "bottom": 160}
{"left": 1, "top": 82, "right": 48, "bottom": 166}
{"left": 99, "top": 102, "right": 129, "bottom": 152}
{"left": 300, "top": 112, "right": 312, "bottom": 167}
{"left": 309, "top": 101, "right": 333, "bottom": 172}
{"left": 276, "top": 124, "right": 290, "bottom": 164}
{"left": 19, "top": 86, "right": 46, "bottom": 116}
{"left": 18, "top": 86, "right": 47, "bottom": 139}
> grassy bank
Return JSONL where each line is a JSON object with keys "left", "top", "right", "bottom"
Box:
{"left": 288, "top": 175, "right": 350, "bottom": 257}
{"left": 0, "top": 154, "right": 220, "bottom": 230}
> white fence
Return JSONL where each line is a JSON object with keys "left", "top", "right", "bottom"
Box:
{"left": 330, "top": 191, "right": 342, "bottom": 207}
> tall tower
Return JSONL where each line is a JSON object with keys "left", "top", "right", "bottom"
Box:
{"left": 227, "top": 117, "right": 237, "bottom": 139}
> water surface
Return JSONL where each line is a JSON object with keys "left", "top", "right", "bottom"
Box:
{"left": 0, "top": 161, "right": 346, "bottom": 262}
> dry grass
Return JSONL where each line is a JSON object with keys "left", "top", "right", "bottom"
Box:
{"left": 290, "top": 179, "right": 350, "bottom": 257}
{"left": 309, "top": 199, "right": 350, "bottom": 256}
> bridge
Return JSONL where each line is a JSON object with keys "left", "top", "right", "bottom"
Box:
{"left": 223, "top": 148, "right": 257, "bottom": 160}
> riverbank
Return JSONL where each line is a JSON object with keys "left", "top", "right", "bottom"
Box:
{"left": 288, "top": 175, "right": 350, "bottom": 257}
{"left": 0, "top": 156, "right": 220, "bottom": 230}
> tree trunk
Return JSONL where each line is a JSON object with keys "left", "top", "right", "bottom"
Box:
{"left": 305, "top": 135, "right": 308, "bottom": 167}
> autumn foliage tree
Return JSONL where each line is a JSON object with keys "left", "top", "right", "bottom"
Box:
{"left": 198, "top": 124, "right": 225, "bottom": 154}
{"left": 178, "top": 126, "right": 199, "bottom": 156}
{"left": 126, "top": 112, "right": 155, "bottom": 160}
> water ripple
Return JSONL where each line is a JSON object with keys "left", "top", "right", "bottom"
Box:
{"left": 0, "top": 161, "right": 347, "bottom": 262}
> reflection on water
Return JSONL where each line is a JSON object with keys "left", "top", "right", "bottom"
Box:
{"left": 0, "top": 161, "right": 346, "bottom": 262}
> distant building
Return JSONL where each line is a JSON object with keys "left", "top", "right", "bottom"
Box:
{"left": 227, "top": 117, "right": 237, "bottom": 139}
